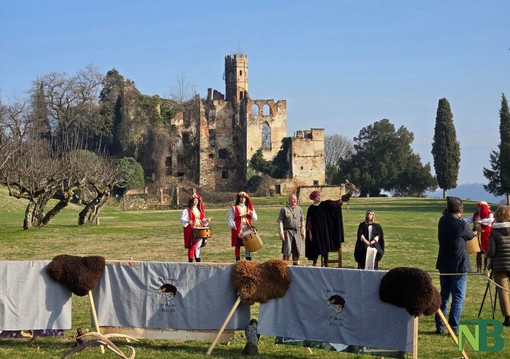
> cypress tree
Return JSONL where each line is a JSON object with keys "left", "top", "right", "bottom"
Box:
{"left": 484, "top": 93, "right": 510, "bottom": 204}
{"left": 431, "top": 98, "right": 460, "bottom": 198}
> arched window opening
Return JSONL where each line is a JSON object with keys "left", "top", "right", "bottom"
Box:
{"left": 263, "top": 104, "right": 271, "bottom": 116}
{"left": 251, "top": 104, "right": 260, "bottom": 116}
{"left": 262, "top": 122, "right": 271, "bottom": 150}
{"left": 209, "top": 129, "right": 216, "bottom": 147}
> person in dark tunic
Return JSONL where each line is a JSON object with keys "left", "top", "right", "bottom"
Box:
{"left": 305, "top": 190, "right": 350, "bottom": 266}
{"left": 354, "top": 210, "right": 385, "bottom": 269}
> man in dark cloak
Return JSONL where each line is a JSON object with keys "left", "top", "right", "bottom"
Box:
{"left": 305, "top": 190, "right": 351, "bottom": 266}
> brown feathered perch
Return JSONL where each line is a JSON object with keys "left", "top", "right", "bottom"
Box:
{"left": 379, "top": 267, "right": 468, "bottom": 359}
{"left": 232, "top": 259, "right": 291, "bottom": 305}
{"left": 379, "top": 267, "right": 440, "bottom": 316}
{"left": 207, "top": 259, "right": 291, "bottom": 355}
{"left": 47, "top": 254, "right": 106, "bottom": 296}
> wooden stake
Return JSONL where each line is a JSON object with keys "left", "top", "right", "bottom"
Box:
{"left": 88, "top": 290, "right": 105, "bottom": 354}
{"left": 412, "top": 316, "right": 418, "bottom": 359}
{"left": 436, "top": 309, "right": 469, "bottom": 359}
{"left": 206, "top": 296, "right": 242, "bottom": 355}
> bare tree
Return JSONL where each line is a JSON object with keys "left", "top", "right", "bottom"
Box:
{"left": 1, "top": 140, "right": 61, "bottom": 229}
{"left": 0, "top": 101, "right": 23, "bottom": 169}
{"left": 169, "top": 73, "right": 196, "bottom": 103}
{"left": 324, "top": 134, "right": 354, "bottom": 166}
{"left": 78, "top": 154, "right": 124, "bottom": 225}
{"left": 35, "top": 65, "right": 103, "bottom": 147}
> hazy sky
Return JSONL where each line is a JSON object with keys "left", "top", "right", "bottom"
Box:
{"left": 1, "top": 1, "right": 509, "bottom": 185}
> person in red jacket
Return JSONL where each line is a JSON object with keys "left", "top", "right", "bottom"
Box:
{"left": 227, "top": 192, "right": 257, "bottom": 262}
{"left": 465, "top": 201, "right": 494, "bottom": 272}
{"left": 180, "top": 194, "right": 210, "bottom": 262}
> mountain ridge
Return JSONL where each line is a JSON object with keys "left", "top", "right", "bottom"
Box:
{"left": 426, "top": 183, "right": 506, "bottom": 204}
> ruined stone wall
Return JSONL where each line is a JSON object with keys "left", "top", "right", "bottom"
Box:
{"left": 167, "top": 104, "right": 200, "bottom": 184}
{"left": 246, "top": 99, "right": 287, "bottom": 162}
{"left": 141, "top": 54, "right": 327, "bottom": 196}
{"left": 290, "top": 128, "right": 326, "bottom": 186}
{"left": 196, "top": 95, "right": 245, "bottom": 192}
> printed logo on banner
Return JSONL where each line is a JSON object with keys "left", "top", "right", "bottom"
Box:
{"left": 326, "top": 288, "right": 347, "bottom": 328}
{"left": 158, "top": 278, "right": 178, "bottom": 313}
{"left": 458, "top": 319, "right": 505, "bottom": 352}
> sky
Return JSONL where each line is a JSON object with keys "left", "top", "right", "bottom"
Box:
{"left": 1, "top": 1, "right": 509, "bottom": 187}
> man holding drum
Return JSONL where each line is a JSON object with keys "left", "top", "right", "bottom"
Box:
{"left": 180, "top": 194, "right": 210, "bottom": 263}
{"left": 227, "top": 191, "right": 258, "bottom": 262}
{"left": 278, "top": 194, "right": 306, "bottom": 265}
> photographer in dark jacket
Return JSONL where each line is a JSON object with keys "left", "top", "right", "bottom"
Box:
{"left": 486, "top": 205, "right": 510, "bottom": 327}
{"left": 434, "top": 197, "right": 475, "bottom": 335}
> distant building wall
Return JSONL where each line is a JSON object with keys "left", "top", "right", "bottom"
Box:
{"left": 246, "top": 99, "right": 287, "bottom": 161}
{"left": 290, "top": 128, "right": 326, "bottom": 186}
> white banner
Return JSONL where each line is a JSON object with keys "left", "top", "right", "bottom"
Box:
{"left": 258, "top": 267, "right": 414, "bottom": 352}
{"left": 93, "top": 262, "right": 250, "bottom": 330}
{"left": 0, "top": 261, "right": 72, "bottom": 330}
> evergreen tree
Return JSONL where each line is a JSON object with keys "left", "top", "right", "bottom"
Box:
{"left": 431, "top": 98, "right": 460, "bottom": 198}
{"left": 99, "top": 69, "right": 125, "bottom": 155}
{"left": 28, "top": 81, "right": 51, "bottom": 141}
{"left": 483, "top": 93, "right": 510, "bottom": 204}
{"left": 337, "top": 119, "right": 436, "bottom": 197}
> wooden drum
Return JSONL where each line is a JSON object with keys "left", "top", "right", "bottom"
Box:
{"left": 193, "top": 226, "right": 212, "bottom": 239}
{"left": 241, "top": 227, "right": 263, "bottom": 252}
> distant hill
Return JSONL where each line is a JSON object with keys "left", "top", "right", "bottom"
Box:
{"left": 426, "top": 183, "right": 506, "bottom": 204}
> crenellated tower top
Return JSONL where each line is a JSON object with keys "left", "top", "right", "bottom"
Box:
{"left": 225, "top": 54, "right": 248, "bottom": 103}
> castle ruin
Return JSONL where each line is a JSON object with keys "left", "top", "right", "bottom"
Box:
{"left": 152, "top": 54, "right": 326, "bottom": 196}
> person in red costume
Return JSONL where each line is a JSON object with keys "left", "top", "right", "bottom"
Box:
{"left": 227, "top": 191, "right": 258, "bottom": 262}
{"left": 180, "top": 194, "right": 210, "bottom": 263}
{"left": 465, "top": 201, "right": 494, "bottom": 272}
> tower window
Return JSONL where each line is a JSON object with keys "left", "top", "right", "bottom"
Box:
{"left": 222, "top": 170, "right": 229, "bottom": 179}
{"left": 209, "top": 129, "right": 216, "bottom": 147}
{"left": 313, "top": 180, "right": 319, "bottom": 186}
{"left": 240, "top": 70, "right": 243, "bottom": 76}
{"left": 219, "top": 148, "right": 228, "bottom": 159}
{"left": 165, "top": 156, "right": 172, "bottom": 167}
{"left": 262, "top": 122, "right": 271, "bottom": 150}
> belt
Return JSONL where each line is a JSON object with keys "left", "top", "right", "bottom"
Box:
{"left": 284, "top": 227, "right": 297, "bottom": 230}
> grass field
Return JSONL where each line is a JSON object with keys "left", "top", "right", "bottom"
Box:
{"left": 0, "top": 188, "right": 508, "bottom": 358}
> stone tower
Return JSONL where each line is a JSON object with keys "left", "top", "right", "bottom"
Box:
{"left": 225, "top": 54, "right": 248, "bottom": 103}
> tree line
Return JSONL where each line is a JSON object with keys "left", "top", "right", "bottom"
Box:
{"left": 2, "top": 65, "right": 509, "bottom": 230}
{"left": 324, "top": 95, "right": 510, "bottom": 202}
{"left": 0, "top": 67, "right": 145, "bottom": 229}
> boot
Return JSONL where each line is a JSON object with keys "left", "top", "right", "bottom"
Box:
{"left": 195, "top": 257, "right": 201, "bottom": 262}
{"left": 245, "top": 256, "right": 252, "bottom": 261}
{"left": 476, "top": 254, "right": 482, "bottom": 273}
{"left": 235, "top": 256, "right": 241, "bottom": 262}
{"left": 503, "top": 316, "right": 510, "bottom": 327}
{"left": 188, "top": 258, "right": 194, "bottom": 263}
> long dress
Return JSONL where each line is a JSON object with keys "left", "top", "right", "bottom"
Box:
{"left": 305, "top": 200, "right": 344, "bottom": 262}
{"left": 354, "top": 221, "right": 385, "bottom": 269}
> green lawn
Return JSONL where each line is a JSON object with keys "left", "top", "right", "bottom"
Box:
{"left": 0, "top": 189, "right": 508, "bottom": 358}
